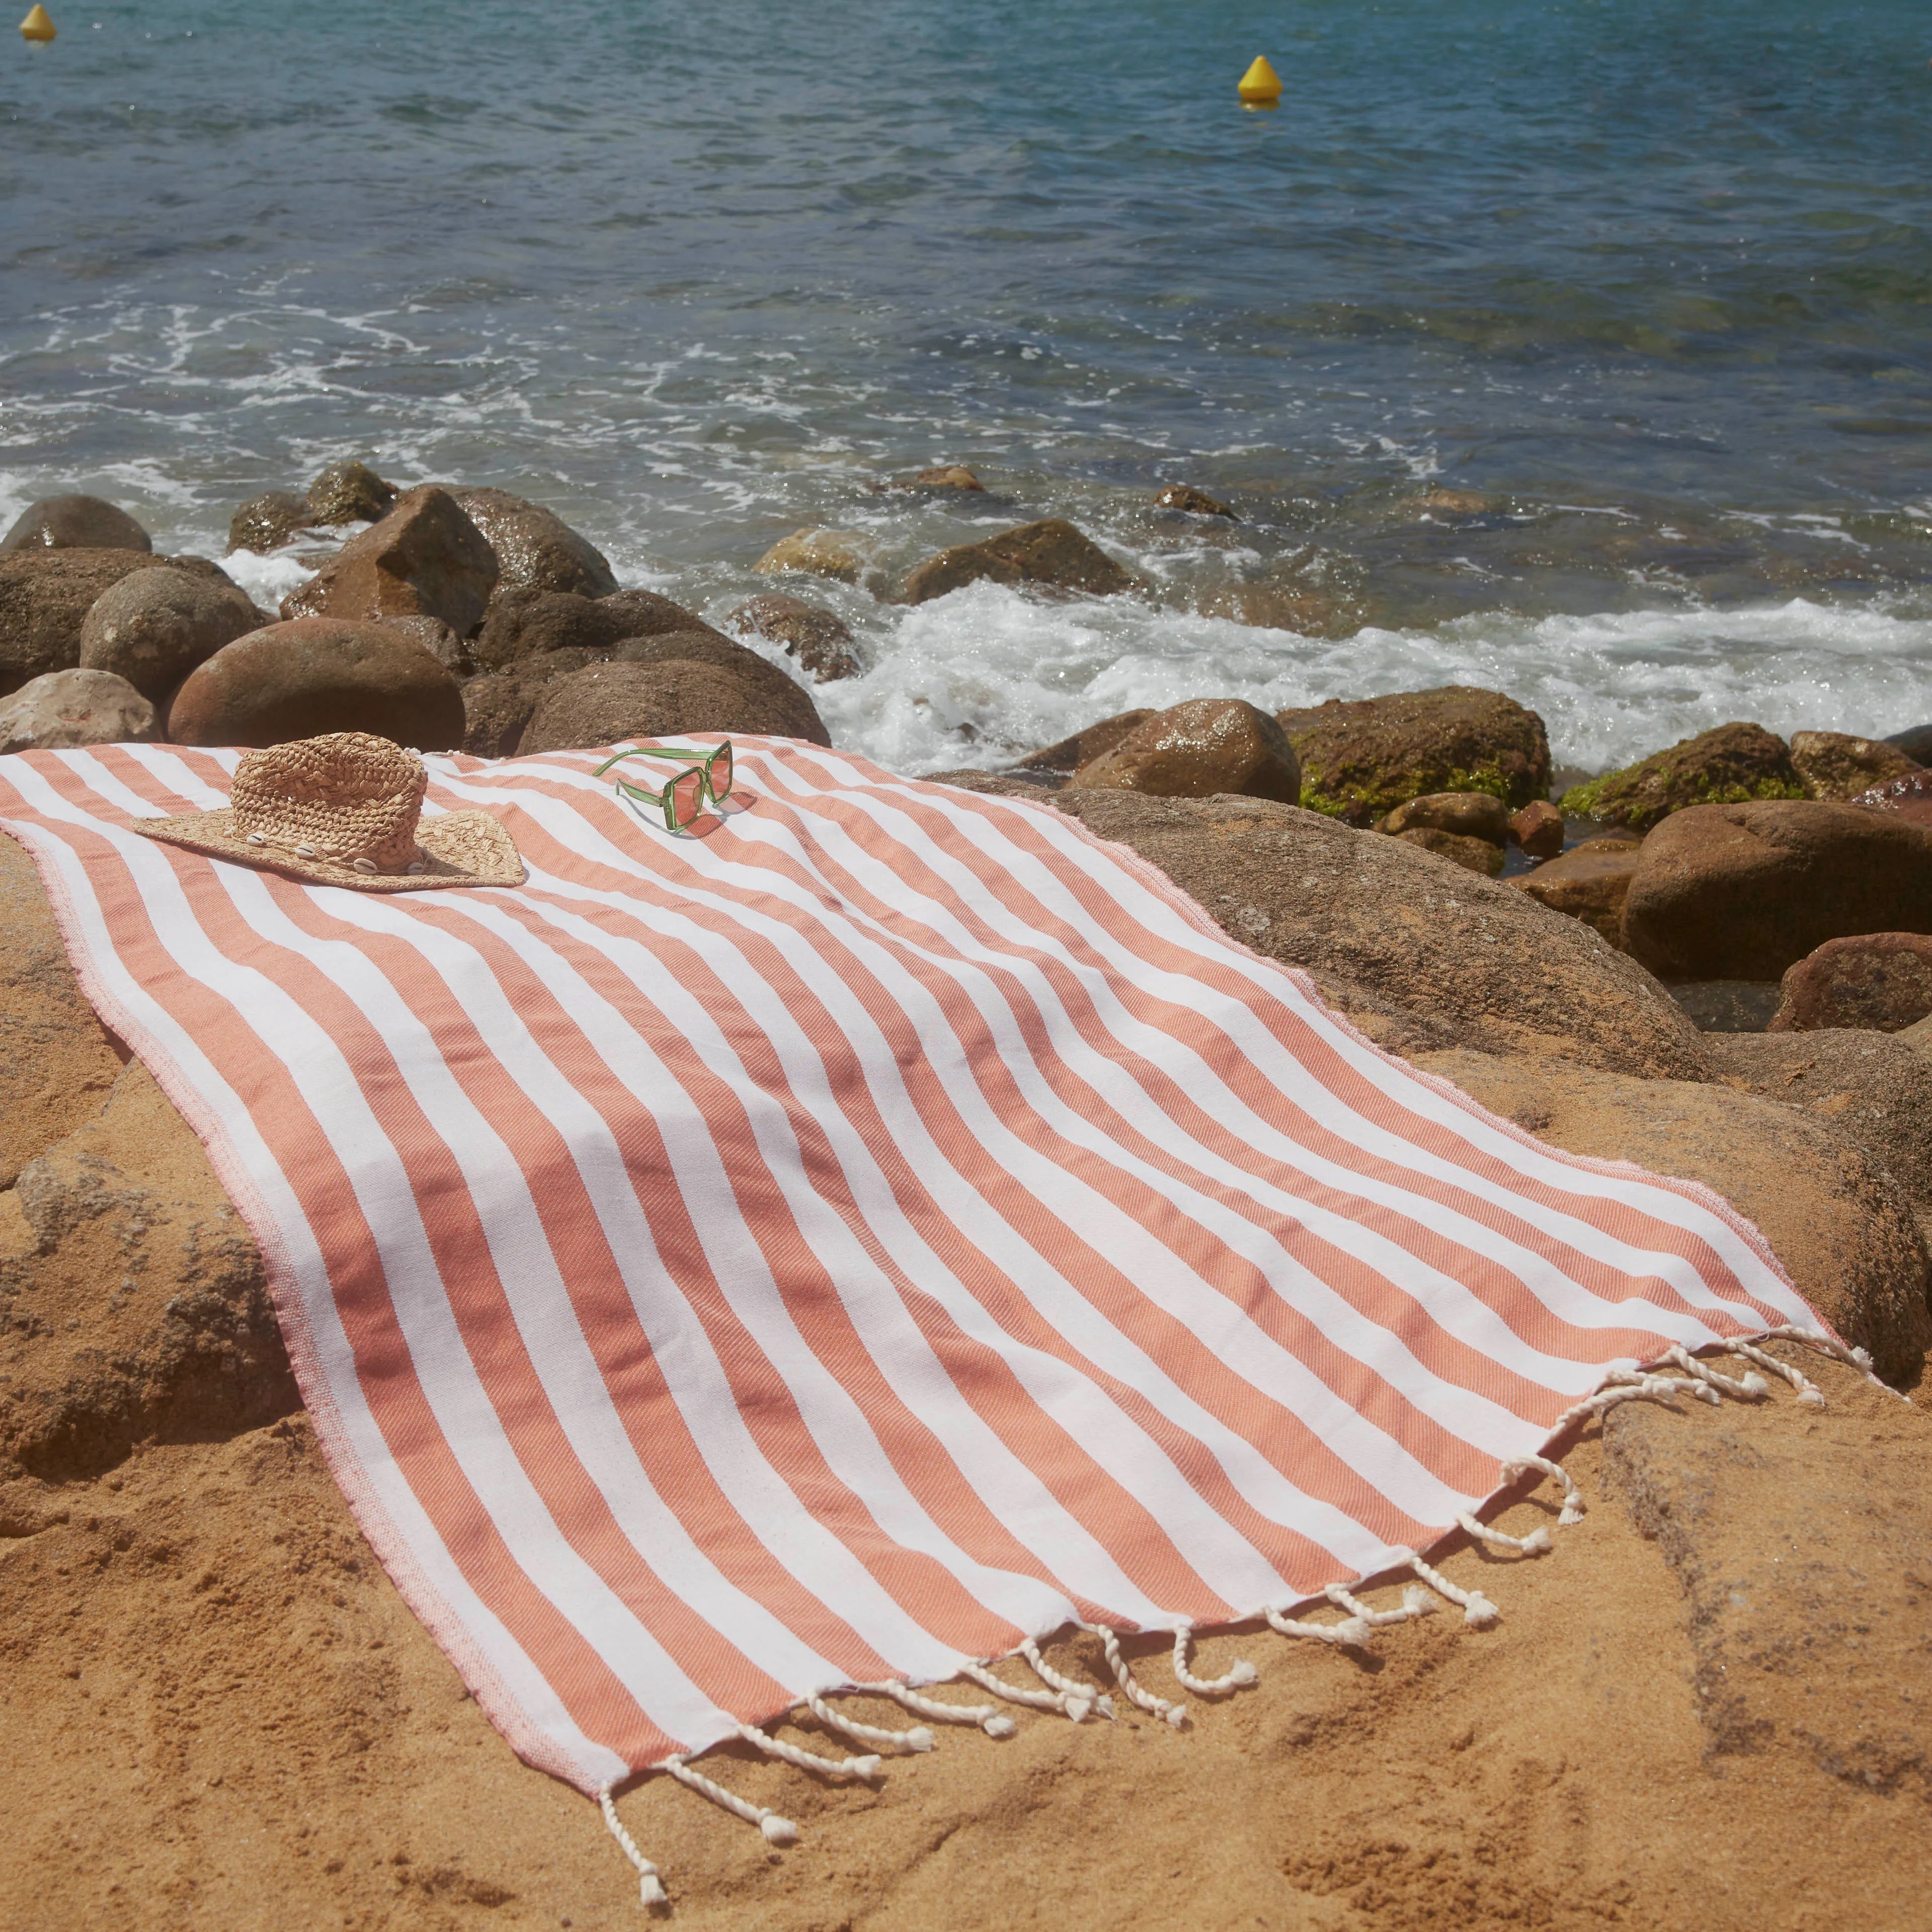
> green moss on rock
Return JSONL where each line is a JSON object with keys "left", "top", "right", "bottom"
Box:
{"left": 1277, "top": 686, "right": 1551, "bottom": 826}
{"left": 1560, "top": 722, "right": 1805, "bottom": 833}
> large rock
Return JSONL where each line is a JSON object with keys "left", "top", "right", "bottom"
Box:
{"left": 305, "top": 459, "right": 396, "bottom": 527}
{"left": 726, "top": 593, "right": 861, "bottom": 683}
{"left": 1, "top": 495, "right": 150, "bottom": 555}
{"left": 1623, "top": 800, "right": 1932, "bottom": 982}
{"left": 1559, "top": 722, "right": 1805, "bottom": 833}
{"left": 1853, "top": 767, "right": 1932, "bottom": 828}
{"left": 1510, "top": 798, "right": 1565, "bottom": 858}
{"left": 897, "top": 465, "right": 984, "bottom": 492}
{"left": 1048, "top": 791, "right": 1712, "bottom": 1079}
{"left": 902, "top": 518, "right": 1135, "bottom": 605}
{"left": 1065, "top": 698, "right": 1302, "bottom": 803}
{"left": 1705, "top": 1028, "right": 1932, "bottom": 1211}
{"left": 280, "top": 487, "right": 499, "bottom": 637}
{"left": 1789, "top": 729, "right": 1922, "bottom": 801}
{"left": 227, "top": 492, "right": 316, "bottom": 555}
{"left": 1603, "top": 1383, "right": 1932, "bottom": 1787}
{"left": 0, "top": 835, "right": 127, "bottom": 1191}
{"left": 445, "top": 487, "right": 617, "bottom": 601}
{"left": 0, "top": 669, "right": 157, "bottom": 754}
{"left": 165, "top": 618, "right": 466, "bottom": 751}
{"left": 1887, "top": 721, "right": 1932, "bottom": 763}
{"left": 473, "top": 585, "right": 717, "bottom": 674}
{"left": 1416, "top": 1047, "right": 1932, "bottom": 1382}
{"left": 1014, "top": 708, "right": 1156, "bottom": 777}
{"left": 1768, "top": 933, "right": 1932, "bottom": 1035}
{"left": 1510, "top": 836, "right": 1643, "bottom": 946}
{"left": 753, "top": 528, "right": 867, "bottom": 585}
{"left": 520, "top": 637, "right": 830, "bottom": 754}
{"left": 76, "top": 565, "right": 262, "bottom": 701}
{"left": 0, "top": 548, "right": 190, "bottom": 698}
{"left": 1274, "top": 686, "right": 1551, "bottom": 824}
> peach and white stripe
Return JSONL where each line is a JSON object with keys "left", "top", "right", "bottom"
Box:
{"left": 0, "top": 735, "right": 1822, "bottom": 1793}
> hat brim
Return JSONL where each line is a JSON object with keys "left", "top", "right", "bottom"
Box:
{"left": 134, "top": 807, "right": 525, "bottom": 892}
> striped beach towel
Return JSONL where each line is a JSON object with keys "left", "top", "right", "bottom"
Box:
{"left": 0, "top": 735, "right": 1824, "bottom": 1802}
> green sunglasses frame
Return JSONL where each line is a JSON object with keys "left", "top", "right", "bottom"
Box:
{"left": 594, "top": 741, "right": 736, "bottom": 831}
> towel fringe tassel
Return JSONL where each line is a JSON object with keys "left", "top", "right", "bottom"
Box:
{"left": 608, "top": 1326, "right": 1868, "bottom": 1908}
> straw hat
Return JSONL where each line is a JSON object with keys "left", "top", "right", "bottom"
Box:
{"left": 137, "top": 732, "right": 524, "bottom": 892}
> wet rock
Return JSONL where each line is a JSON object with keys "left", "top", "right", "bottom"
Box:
{"left": 0, "top": 836, "right": 126, "bottom": 1191}
{"left": 0, "top": 549, "right": 215, "bottom": 698}
{"left": 1275, "top": 685, "right": 1552, "bottom": 824}
{"left": 1603, "top": 1377, "right": 1932, "bottom": 1781}
{"left": 1852, "top": 767, "right": 1932, "bottom": 828}
{"left": 77, "top": 566, "right": 263, "bottom": 701}
{"left": 1047, "top": 790, "right": 1711, "bottom": 1080}
{"left": 1065, "top": 698, "right": 1302, "bottom": 803}
{"left": 0, "top": 669, "right": 157, "bottom": 754}
{"left": 165, "top": 618, "right": 466, "bottom": 752}
{"left": 228, "top": 492, "right": 317, "bottom": 556}
{"left": 1153, "top": 484, "right": 1237, "bottom": 519}
{"left": 1886, "top": 721, "right": 1932, "bottom": 763}
{"left": 1510, "top": 798, "right": 1565, "bottom": 858}
{"left": 445, "top": 487, "right": 617, "bottom": 602}
{"left": 1200, "top": 576, "right": 1364, "bottom": 639}
{"left": 753, "top": 528, "right": 868, "bottom": 585}
{"left": 902, "top": 518, "right": 1135, "bottom": 605}
{"left": 1400, "top": 487, "right": 1494, "bottom": 519}
{"left": 0, "top": 1058, "right": 295, "bottom": 1480}
{"left": 519, "top": 641, "right": 830, "bottom": 755}
{"left": 1510, "top": 837, "right": 1643, "bottom": 947}
{"left": 1623, "top": 800, "right": 1932, "bottom": 982}
{"left": 1558, "top": 722, "right": 1805, "bottom": 834}
{"left": 1, "top": 495, "right": 151, "bottom": 555}
{"left": 1768, "top": 933, "right": 1932, "bottom": 1036}
{"left": 1789, "top": 729, "right": 1922, "bottom": 801}
{"left": 726, "top": 592, "right": 861, "bottom": 683}
{"left": 473, "top": 585, "right": 717, "bottom": 673}
{"left": 281, "top": 487, "right": 498, "bottom": 637}
{"left": 897, "top": 465, "right": 984, "bottom": 491}
{"left": 1705, "top": 1029, "right": 1932, "bottom": 1210}
{"left": 1393, "top": 826, "right": 1505, "bottom": 876}
{"left": 1015, "top": 708, "right": 1157, "bottom": 777}
{"left": 1416, "top": 1047, "right": 1932, "bottom": 1383}
{"left": 373, "top": 613, "right": 467, "bottom": 678}
{"left": 305, "top": 460, "right": 397, "bottom": 527}
{"left": 1379, "top": 791, "right": 1511, "bottom": 844}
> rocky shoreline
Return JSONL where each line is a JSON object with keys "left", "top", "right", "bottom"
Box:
{"left": 4, "top": 470, "right": 1932, "bottom": 1928}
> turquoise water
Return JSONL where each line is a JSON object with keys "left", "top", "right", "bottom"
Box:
{"left": 4, "top": 0, "right": 1931, "bottom": 772}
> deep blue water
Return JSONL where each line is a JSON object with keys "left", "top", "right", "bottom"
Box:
{"left": 4, "top": 0, "right": 1930, "bottom": 772}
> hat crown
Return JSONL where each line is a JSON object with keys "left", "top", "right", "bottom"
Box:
{"left": 228, "top": 733, "right": 427, "bottom": 872}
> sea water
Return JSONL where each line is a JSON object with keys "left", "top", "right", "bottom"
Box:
{"left": 3, "top": 0, "right": 1930, "bottom": 775}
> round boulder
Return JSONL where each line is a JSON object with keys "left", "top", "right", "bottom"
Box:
{"left": 520, "top": 646, "right": 829, "bottom": 755}
{"left": 1853, "top": 768, "right": 1932, "bottom": 828}
{"left": 1394, "top": 826, "right": 1505, "bottom": 876}
{"left": 0, "top": 668, "right": 157, "bottom": 754}
{"left": 1067, "top": 698, "right": 1301, "bottom": 803}
{"left": 1379, "top": 791, "right": 1512, "bottom": 844}
{"left": 1153, "top": 484, "right": 1237, "bottom": 519}
{"left": 448, "top": 487, "right": 617, "bottom": 601}
{"left": 1789, "top": 729, "right": 1922, "bottom": 802}
{"left": 77, "top": 566, "right": 263, "bottom": 701}
{"left": 1768, "top": 933, "right": 1932, "bottom": 1035}
{"left": 1623, "top": 800, "right": 1932, "bottom": 981}
{"left": 2, "top": 495, "right": 151, "bottom": 555}
{"left": 754, "top": 528, "right": 868, "bottom": 585}
{"left": 1559, "top": 722, "right": 1805, "bottom": 833}
{"left": 473, "top": 585, "right": 714, "bottom": 673}
{"left": 228, "top": 492, "right": 316, "bottom": 555}
{"left": 0, "top": 548, "right": 184, "bottom": 697}
{"left": 164, "top": 618, "right": 465, "bottom": 751}
{"left": 306, "top": 460, "right": 396, "bottom": 527}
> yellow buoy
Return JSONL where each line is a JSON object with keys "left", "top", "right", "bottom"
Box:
{"left": 19, "top": 4, "right": 56, "bottom": 43}
{"left": 1237, "top": 55, "right": 1281, "bottom": 104}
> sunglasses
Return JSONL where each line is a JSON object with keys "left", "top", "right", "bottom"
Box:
{"left": 594, "top": 741, "right": 736, "bottom": 831}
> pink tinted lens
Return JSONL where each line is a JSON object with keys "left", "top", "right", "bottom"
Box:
{"left": 670, "top": 767, "right": 705, "bottom": 826}
{"left": 709, "top": 743, "right": 733, "bottom": 800}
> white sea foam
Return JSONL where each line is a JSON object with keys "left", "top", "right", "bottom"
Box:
{"left": 779, "top": 583, "right": 1932, "bottom": 778}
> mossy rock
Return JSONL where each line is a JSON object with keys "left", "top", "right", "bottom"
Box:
{"left": 1560, "top": 722, "right": 1805, "bottom": 833}
{"left": 1275, "top": 685, "right": 1551, "bottom": 826}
